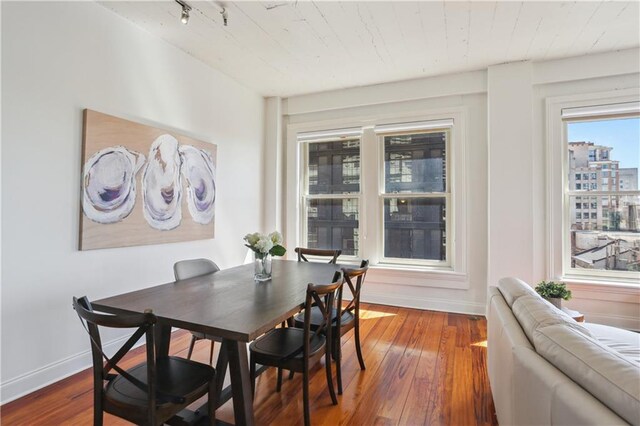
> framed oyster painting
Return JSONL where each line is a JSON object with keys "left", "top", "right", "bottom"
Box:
{"left": 79, "top": 109, "right": 216, "bottom": 250}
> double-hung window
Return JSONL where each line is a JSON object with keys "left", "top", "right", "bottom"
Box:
{"left": 561, "top": 101, "right": 640, "bottom": 279}
{"left": 375, "top": 120, "right": 453, "bottom": 266}
{"left": 296, "top": 117, "right": 458, "bottom": 270}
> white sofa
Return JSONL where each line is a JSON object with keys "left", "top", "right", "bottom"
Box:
{"left": 487, "top": 277, "right": 640, "bottom": 425}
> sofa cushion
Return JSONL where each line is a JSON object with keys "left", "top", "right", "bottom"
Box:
{"left": 512, "top": 295, "right": 591, "bottom": 345}
{"left": 585, "top": 323, "right": 640, "bottom": 365}
{"left": 533, "top": 324, "right": 640, "bottom": 425}
{"left": 497, "top": 277, "right": 538, "bottom": 307}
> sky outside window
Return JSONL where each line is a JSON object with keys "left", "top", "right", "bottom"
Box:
{"left": 568, "top": 117, "right": 640, "bottom": 171}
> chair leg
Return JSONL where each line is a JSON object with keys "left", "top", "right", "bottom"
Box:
{"left": 288, "top": 370, "right": 295, "bottom": 380}
{"left": 335, "top": 335, "right": 343, "bottom": 395}
{"left": 303, "top": 366, "right": 310, "bottom": 426}
{"left": 94, "top": 402, "right": 103, "bottom": 426}
{"left": 187, "top": 335, "right": 198, "bottom": 360}
{"left": 208, "top": 376, "right": 217, "bottom": 424}
{"left": 249, "top": 354, "right": 256, "bottom": 399}
{"left": 209, "top": 341, "right": 216, "bottom": 365}
{"left": 276, "top": 367, "right": 283, "bottom": 392}
{"left": 355, "top": 318, "right": 366, "bottom": 370}
{"left": 94, "top": 381, "right": 103, "bottom": 426}
{"left": 325, "top": 344, "right": 338, "bottom": 405}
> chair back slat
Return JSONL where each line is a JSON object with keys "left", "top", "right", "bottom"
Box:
{"left": 341, "top": 260, "right": 369, "bottom": 314}
{"left": 295, "top": 247, "right": 342, "bottom": 264}
{"left": 302, "top": 271, "right": 343, "bottom": 360}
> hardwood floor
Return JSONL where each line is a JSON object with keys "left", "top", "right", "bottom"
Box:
{"left": 1, "top": 303, "right": 497, "bottom": 425}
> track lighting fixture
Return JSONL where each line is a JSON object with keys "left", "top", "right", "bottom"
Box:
{"left": 175, "top": 0, "right": 192, "bottom": 25}
{"left": 221, "top": 8, "right": 228, "bottom": 26}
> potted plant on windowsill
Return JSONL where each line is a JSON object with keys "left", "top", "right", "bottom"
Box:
{"left": 535, "top": 281, "right": 572, "bottom": 309}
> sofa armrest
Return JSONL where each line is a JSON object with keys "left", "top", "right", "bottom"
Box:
{"left": 513, "top": 346, "right": 628, "bottom": 426}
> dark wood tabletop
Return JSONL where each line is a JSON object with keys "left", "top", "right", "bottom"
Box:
{"left": 92, "top": 260, "right": 342, "bottom": 342}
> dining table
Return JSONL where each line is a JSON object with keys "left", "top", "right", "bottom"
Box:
{"left": 92, "top": 259, "right": 342, "bottom": 426}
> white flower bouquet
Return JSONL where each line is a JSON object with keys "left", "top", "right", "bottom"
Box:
{"left": 243, "top": 231, "right": 286, "bottom": 259}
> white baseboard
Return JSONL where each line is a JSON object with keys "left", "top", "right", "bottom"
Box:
{"left": 362, "top": 291, "right": 486, "bottom": 316}
{"left": 0, "top": 332, "right": 141, "bottom": 405}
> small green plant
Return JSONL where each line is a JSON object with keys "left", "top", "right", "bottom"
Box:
{"left": 535, "top": 281, "right": 572, "bottom": 301}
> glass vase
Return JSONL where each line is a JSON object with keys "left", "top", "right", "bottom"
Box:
{"left": 254, "top": 252, "right": 272, "bottom": 281}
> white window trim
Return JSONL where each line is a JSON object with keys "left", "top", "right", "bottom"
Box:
{"left": 546, "top": 88, "right": 640, "bottom": 287}
{"left": 285, "top": 107, "right": 468, "bottom": 289}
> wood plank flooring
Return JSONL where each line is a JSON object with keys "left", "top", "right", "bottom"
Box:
{"left": 1, "top": 303, "right": 497, "bottom": 425}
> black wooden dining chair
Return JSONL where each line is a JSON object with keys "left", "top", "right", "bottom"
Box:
{"left": 249, "top": 272, "right": 342, "bottom": 426}
{"left": 72, "top": 296, "right": 216, "bottom": 426}
{"left": 295, "top": 247, "right": 342, "bottom": 264}
{"left": 294, "top": 259, "right": 369, "bottom": 394}
{"left": 174, "top": 258, "right": 220, "bottom": 365}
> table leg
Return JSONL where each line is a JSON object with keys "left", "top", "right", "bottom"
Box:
{"left": 215, "top": 339, "right": 230, "bottom": 407}
{"left": 225, "top": 339, "right": 255, "bottom": 426}
{"left": 155, "top": 324, "right": 172, "bottom": 358}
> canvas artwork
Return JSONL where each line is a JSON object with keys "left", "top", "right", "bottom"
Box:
{"left": 79, "top": 109, "right": 216, "bottom": 250}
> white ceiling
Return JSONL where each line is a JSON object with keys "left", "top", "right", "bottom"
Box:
{"left": 99, "top": 1, "right": 640, "bottom": 97}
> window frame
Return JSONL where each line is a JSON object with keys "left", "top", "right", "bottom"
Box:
{"left": 299, "top": 137, "right": 362, "bottom": 261}
{"left": 377, "top": 128, "right": 453, "bottom": 267}
{"left": 546, "top": 89, "right": 640, "bottom": 285}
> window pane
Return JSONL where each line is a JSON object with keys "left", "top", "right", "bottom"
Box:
{"left": 567, "top": 117, "right": 639, "bottom": 274}
{"left": 306, "top": 198, "right": 359, "bottom": 256}
{"left": 308, "top": 140, "right": 360, "bottom": 195}
{"left": 384, "top": 197, "right": 445, "bottom": 261}
{"left": 569, "top": 195, "right": 640, "bottom": 272}
{"left": 568, "top": 118, "right": 640, "bottom": 190}
{"left": 384, "top": 132, "right": 446, "bottom": 193}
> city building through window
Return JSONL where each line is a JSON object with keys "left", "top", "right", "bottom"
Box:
{"left": 381, "top": 131, "right": 449, "bottom": 262}
{"left": 565, "top": 110, "right": 639, "bottom": 275}
{"left": 303, "top": 139, "right": 360, "bottom": 256}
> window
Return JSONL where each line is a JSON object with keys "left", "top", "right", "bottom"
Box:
{"left": 584, "top": 173, "right": 591, "bottom": 180}
{"left": 295, "top": 117, "right": 460, "bottom": 271}
{"left": 381, "top": 130, "right": 449, "bottom": 263}
{"left": 575, "top": 173, "right": 581, "bottom": 180}
{"left": 563, "top": 102, "right": 640, "bottom": 278}
{"left": 301, "top": 136, "right": 361, "bottom": 256}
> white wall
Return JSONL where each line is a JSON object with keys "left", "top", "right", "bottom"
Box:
{"left": 1, "top": 2, "right": 265, "bottom": 403}
{"left": 487, "top": 61, "right": 535, "bottom": 286}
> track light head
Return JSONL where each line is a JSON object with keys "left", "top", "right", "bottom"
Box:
{"left": 221, "top": 8, "right": 228, "bottom": 26}
{"left": 175, "top": 0, "right": 192, "bottom": 25}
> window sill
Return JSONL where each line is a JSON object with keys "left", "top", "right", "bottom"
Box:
{"left": 560, "top": 276, "right": 640, "bottom": 294}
